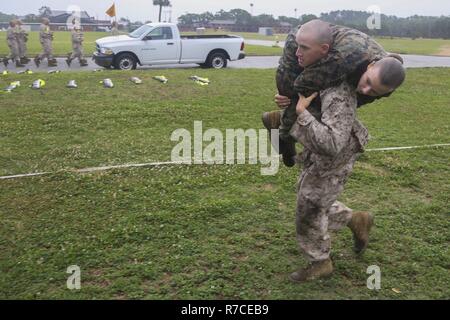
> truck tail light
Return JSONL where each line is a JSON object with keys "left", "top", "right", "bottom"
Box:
{"left": 241, "top": 42, "right": 245, "bottom": 51}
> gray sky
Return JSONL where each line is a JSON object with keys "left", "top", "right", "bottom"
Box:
{"left": 1, "top": 0, "right": 449, "bottom": 22}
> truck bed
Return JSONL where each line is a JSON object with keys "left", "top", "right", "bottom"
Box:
{"left": 180, "top": 34, "right": 240, "bottom": 40}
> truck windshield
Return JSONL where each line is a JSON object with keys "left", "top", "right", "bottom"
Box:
{"left": 129, "top": 25, "right": 153, "bottom": 38}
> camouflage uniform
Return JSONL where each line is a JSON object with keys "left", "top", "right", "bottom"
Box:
{"left": 277, "top": 24, "right": 388, "bottom": 141}
{"left": 6, "top": 25, "right": 20, "bottom": 63}
{"left": 68, "top": 28, "right": 87, "bottom": 65}
{"left": 38, "top": 23, "right": 54, "bottom": 61}
{"left": 16, "top": 24, "right": 29, "bottom": 62}
{"left": 290, "top": 81, "right": 369, "bottom": 262}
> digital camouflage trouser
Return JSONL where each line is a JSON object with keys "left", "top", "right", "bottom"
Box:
{"left": 295, "top": 136, "right": 363, "bottom": 262}
{"left": 7, "top": 39, "right": 20, "bottom": 62}
{"left": 69, "top": 43, "right": 84, "bottom": 61}
{"left": 38, "top": 38, "right": 53, "bottom": 61}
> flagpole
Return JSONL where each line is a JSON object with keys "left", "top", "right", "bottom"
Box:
{"left": 106, "top": 2, "right": 118, "bottom": 35}
{"left": 114, "top": 2, "right": 118, "bottom": 35}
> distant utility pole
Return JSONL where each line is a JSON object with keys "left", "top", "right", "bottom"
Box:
{"left": 250, "top": 3, "right": 254, "bottom": 16}
{"left": 294, "top": 8, "right": 298, "bottom": 19}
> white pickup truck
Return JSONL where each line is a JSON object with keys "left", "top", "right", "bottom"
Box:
{"left": 93, "top": 23, "right": 246, "bottom": 70}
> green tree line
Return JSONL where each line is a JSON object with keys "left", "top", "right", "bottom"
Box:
{"left": 178, "top": 9, "right": 450, "bottom": 39}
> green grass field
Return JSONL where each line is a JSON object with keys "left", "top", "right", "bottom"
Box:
{"left": 183, "top": 30, "right": 288, "bottom": 42}
{"left": 185, "top": 29, "right": 450, "bottom": 56}
{"left": 376, "top": 37, "right": 450, "bottom": 56}
{"left": 243, "top": 36, "right": 450, "bottom": 56}
{"left": 245, "top": 44, "right": 283, "bottom": 56}
{"left": 0, "top": 68, "right": 449, "bottom": 299}
{"left": 2, "top": 31, "right": 449, "bottom": 57}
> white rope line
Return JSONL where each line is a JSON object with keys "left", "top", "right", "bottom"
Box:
{"left": 1, "top": 143, "right": 449, "bottom": 180}
{"left": 365, "top": 143, "right": 450, "bottom": 151}
{"left": 0, "top": 172, "right": 51, "bottom": 180}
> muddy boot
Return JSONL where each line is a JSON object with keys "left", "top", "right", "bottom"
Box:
{"left": 262, "top": 111, "right": 281, "bottom": 150}
{"left": 262, "top": 110, "right": 281, "bottom": 131}
{"left": 80, "top": 59, "right": 89, "bottom": 67}
{"left": 15, "top": 60, "right": 25, "bottom": 68}
{"left": 34, "top": 56, "right": 41, "bottom": 68}
{"left": 66, "top": 58, "right": 72, "bottom": 67}
{"left": 262, "top": 111, "right": 297, "bottom": 167}
{"left": 2, "top": 57, "right": 9, "bottom": 67}
{"left": 290, "top": 258, "right": 333, "bottom": 283}
{"left": 348, "top": 211, "right": 374, "bottom": 254}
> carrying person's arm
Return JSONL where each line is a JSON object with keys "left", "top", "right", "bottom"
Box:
{"left": 290, "top": 82, "right": 357, "bottom": 157}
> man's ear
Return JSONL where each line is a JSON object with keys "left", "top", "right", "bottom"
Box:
{"left": 367, "top": 61, "right": 376, "bottom": 70}
{"left": 320, "top": 43, "right": 330, "bottom": 54}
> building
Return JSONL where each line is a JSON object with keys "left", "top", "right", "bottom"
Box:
{"left": 0, "top": 10, "right": 123, "bottom": 32}
{"left": 48, "top": 10, "right": 94, "bottom": 25}
{"left": 275, "top": 21, "right": 293, "bottom": 33}
{"left": 46, "top": 10, "right": 112, "bottom": 31}
{"left": 208, "top": 20, "right": 237, "bottom": 30}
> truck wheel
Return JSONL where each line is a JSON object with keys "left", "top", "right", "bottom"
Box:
{"left": 206, "top": 52, "right": 228, "bottom": 69}
{"left": 114, "top": 53, "right": 137, "bottom": 70}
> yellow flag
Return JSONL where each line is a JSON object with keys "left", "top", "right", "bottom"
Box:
{"left": 106, "top": 4, "right": 116, "bottom": 17}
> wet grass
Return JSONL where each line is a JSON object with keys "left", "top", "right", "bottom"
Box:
{"left": 0, "top": 68, "right": 449, "bottom": 299}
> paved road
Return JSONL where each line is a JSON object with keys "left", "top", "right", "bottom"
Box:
{"left": 2, "top": 54, "right": 450, "bottom": 74}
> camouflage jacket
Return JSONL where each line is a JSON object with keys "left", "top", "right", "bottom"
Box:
{"left": 6, "top": 27, "right": 16, "bottom": 42}
{"left": 290, "top": 81, "right": 369, "bottom": 158}
{"left": 71, "top": 30, "right": 84, "bottom": 44}
{"left": 277, "top": 26, "right": 303, "bottom": 98}
{"left": 40, "top": 24, "right": 53, "bottom": 40}
{"left": 277, "top": 24, "right": 389, "bottom": 110}
{"left": 14, "top": 26, "right": 28, "bottom": 41}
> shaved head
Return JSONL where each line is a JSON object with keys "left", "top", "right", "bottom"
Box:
{"left": 374, "top": 57, "right": 406, "bottom": 89}
{"left": 299, "top": 19, "right": 333, "bottom": 46}
{"left": 295, "top": 19, "right": 333, "bottom": 67}
{"left": 357, "top": 56, "right": 406, "bottom": 96}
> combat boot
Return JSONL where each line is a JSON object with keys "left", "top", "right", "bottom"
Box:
{"left": 2, "top": 57, "right": 9, "bottom": 67}
{"left": 34, "top": 56, "right": 41, "bottom": 68}
{"left": 262, "top": 110, "right": 281, "bottom": 132}
{"left": 80, "top": 59, "right": 89, "bottom": 67}
{"left": 289, "top": 258, "right": 333, "bottom": 283}
{"left": 20, "top": 57, "right": 30, "bottom": 65}
{"left": 15, "top": 60, "right": 25, "bottom": 68}
{"left": 48, "top": 59, "right": 58, "bottom": 67}
{"left": 66, "top": 58, "right": 72, "bottom": 67}
{"left": 262, "top": 111, "right": 297, "bottom": 167}
{"left": 347, "top": 211, "right": 374, "bottom": 254}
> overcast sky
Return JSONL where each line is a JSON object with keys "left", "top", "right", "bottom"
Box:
{"left": 1, "top": 0, "right": 449, "bottom": 22}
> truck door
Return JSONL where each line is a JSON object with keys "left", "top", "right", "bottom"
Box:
{"left": 141, "top": 27, "right": 180, "bottom": 64}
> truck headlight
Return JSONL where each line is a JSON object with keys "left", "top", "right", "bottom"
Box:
{"left": 100, "top": 47, "right": 114, "bottom": 55}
